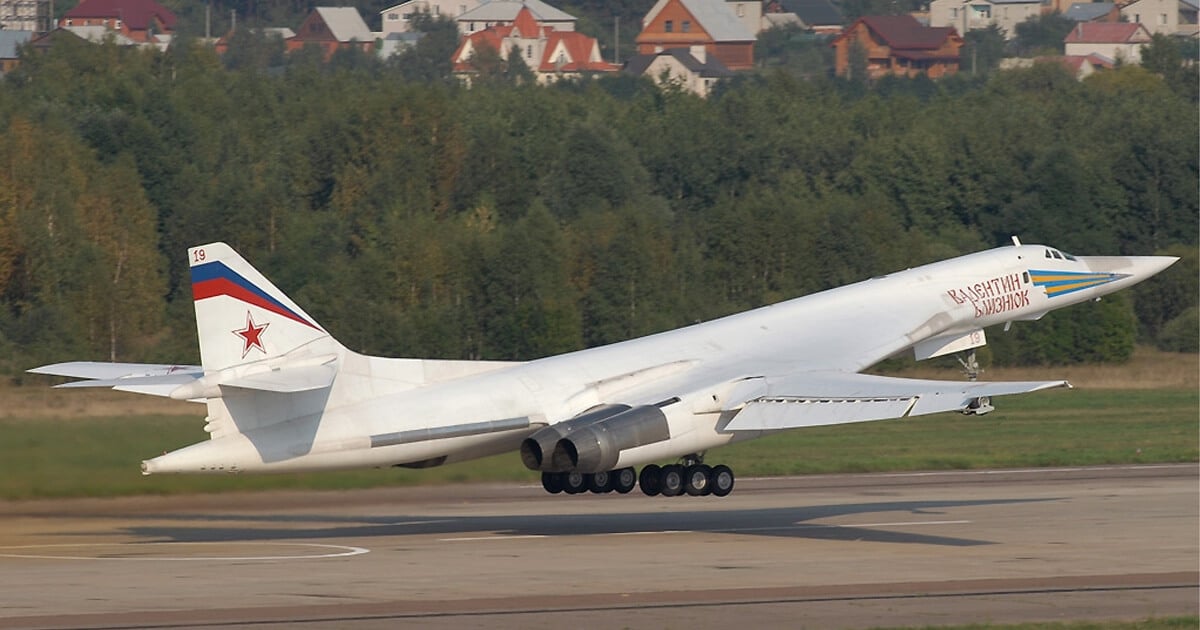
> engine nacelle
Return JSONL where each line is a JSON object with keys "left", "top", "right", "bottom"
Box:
{"left": 520, "top": 404, "right": 631, "bottom": 471}
{"left": 551, "top": 405, "right": 671, "bottom": 473}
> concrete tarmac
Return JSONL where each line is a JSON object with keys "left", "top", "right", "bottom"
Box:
{"left": 0, "top": 464, "right": 1196, "bottom": 629}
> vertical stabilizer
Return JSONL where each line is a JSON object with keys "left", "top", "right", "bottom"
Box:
{"left": 189, "top": 243, "right": 330, "bottom": 371}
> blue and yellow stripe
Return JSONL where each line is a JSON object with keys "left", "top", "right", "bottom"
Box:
{"left": 1028, "top": 269, "right": 1128, "bottom": 298}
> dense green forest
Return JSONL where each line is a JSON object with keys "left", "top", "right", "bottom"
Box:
{"left": 0, "top": 36, "right": 1195, "bottom": 374}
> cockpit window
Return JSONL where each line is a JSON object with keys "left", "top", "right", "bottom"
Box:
{"left": 1051, "top": 250, "right": 1063, "bottom": 260}
{"left": 1062, "top": 252, "right": 1077, "bottom": 261}
{"left": 1045, "top": 249, "right": 1053, "bottom": 258}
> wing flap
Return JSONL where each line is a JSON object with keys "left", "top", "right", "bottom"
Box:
{"left": 724, "top": 371, "right": 1070, "bottom": 431}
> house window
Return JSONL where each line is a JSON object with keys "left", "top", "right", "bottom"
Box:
{"left": 469, "top": 21, "right": 475, "bottom": 30}
{"left": 665, "top": 19, "right": 673, "bottom": 32}
{"left": 526, "top": 45, "right": 532, "bottom": 58}
{"left": 682, "top": 20, "right": 691, "bottom": 32}
{"left": 459, "top": 5, "right": 466, "bottom": 15}
{"left": 950, "top": 7, "right": 958, "bottom": 18}
{"left": 387, "top": 12, "right": 398, "bottom": 20}
{"left": 1159, "top": 12, "right": 1168, "bottom": 23}
{"left": 1133, "top": 13, "right": 1140, "bottom": 21}
{"left": 737, "top": 3, "right": 745, "bottom": 16}
{"left": 971, "top": 4, "right": 991, "bottom": 19}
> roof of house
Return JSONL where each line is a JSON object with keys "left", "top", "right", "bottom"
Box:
{"left": 836, "top": 15, "right": 959, "bottom": 50}
{"left": 61, "top": 24, "right": 140, "bottom": 44}
{"left": 773, "top": 0, "right": 844, "bottom": 27}
{"left": 0, "top": 30, "right": 34, "bottom": 58}
{"left": 1063, "top": 2, "right": 1116, "bottom": 21}
{"left": 1063, "top": 21, "right": 1151, "bottom": 43}
{"left": 642, "top": 0, "right": 756, "bottom": 42}
{"left": 625, "top": 47, "right": 734, "bottom": 77}
{"left": 457, "top": 0, "right": 575, "bottom": 24}
{"left": 453, "top": 7, "right": 616, "bottom": 74}
{"left": 62, "top": 0, "right": 177, "bottom": 30}
{"left": 314, "top": 7, "right": 373, "bottom": 42}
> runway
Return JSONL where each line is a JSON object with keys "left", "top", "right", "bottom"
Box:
{"left": 1, "top": 464, "right": 1196, "bottom": 629}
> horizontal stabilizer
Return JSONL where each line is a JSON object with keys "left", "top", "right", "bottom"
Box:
{"left": 29, "top": 362, "right": 203, "bottom": 398}
{"left": 30, "top": 362, "right": 202, "bottom": 381}
{"left": 724, "top": 371, "right": 1070, "bottom": 431}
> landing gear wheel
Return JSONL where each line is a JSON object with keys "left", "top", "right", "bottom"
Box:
{"left": 639, "top": 464, "right": 662, "bottom": 496}
{"left": 660, "top": 464, "right": 685, "bottom": 497}
{"left": 614, "top": 467, "right": 637, "bottom": 494}
{"left": 711, "top": 465, "right": 734, "bottom": 497}
{"left": 685, "top": 464, "right": 712, "bottom": 496}
{"left": 541, "top": 471, "right": 563, "bottom": 494}
{"left": 563, "top": 471, "right": 587, "bottom": 494}
{"left": 587, "top": 471, "right": 614, "bottom": 494}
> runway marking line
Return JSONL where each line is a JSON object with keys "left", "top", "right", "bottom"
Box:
{"left": 437, "top": 521, "right": 969, "bottom": 542}
{"left": 0, "top": 542, "right": 369, "bottom": 562}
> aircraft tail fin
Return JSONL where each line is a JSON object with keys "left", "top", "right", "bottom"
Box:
{"left": 189, "top": 243, "right": 332, "bottom": 372}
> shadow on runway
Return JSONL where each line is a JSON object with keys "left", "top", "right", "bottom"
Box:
{"left": 80, "top": 497, "right": 1056, "bottom": 548}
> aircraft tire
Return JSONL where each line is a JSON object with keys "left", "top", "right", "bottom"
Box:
{"left": 563, "top": 471, "right": 587, "bottom": 494}
{"left": 639, "top": 464, "right": 662, "bottom": 496}
{"left": 587, "top": 471, "right": 614, "bottom": 494}
{"left": 614, "top": 467, "right": 637, "bottom": 494}
{"left": 711, "top": 465, "right": 735, "bottom": 497}
{"left": 541, "top": 472, "right": 563, "bottom": 494}
{"left": 684, "top": 464, "right": 712, "bottom": 496}
{"left": 660, "top": 464, "right": 685, "bottom": 497}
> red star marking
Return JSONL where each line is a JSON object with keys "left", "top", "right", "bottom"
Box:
{"left": 233, "top": 312, "right": 269, "bottom": 358}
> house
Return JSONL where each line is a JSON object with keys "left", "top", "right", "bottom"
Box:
{"left": 831, "top": 15, "right": 962, "bottom": 79}
{"left": 58, "top": 0, "right": 176, "bottom": 43}
{"left": 0, "top": 29, "right": 33, "bottom": 73}
{"left": 456, "top": 0, "right": 576, "bottom": 34}
{"left": 380, "top": 0, "right": 482, "bottom": 35}
{"left": 625, "top": 45, "right": 735, "bottom": 96}
{"left": 287, "top": 7, "right": 375, "bottom": 59}
{"left": 635, "top": 0, "right": 757, "bottom": 71}
{"left": 1063, "top": 2, "right": 1121, "bottom": 23}
{"left": 213, "top": 27, "right": 295, "bottom": 56}
{"left": 0, "top": 0, "right": 50, "bottom": 32}
{"left": 1000, "top": 53, "right": 1108, "bottom": 78}
{"left": 1120, "top": 0, "right": 1199, "bottom": 37}
{"left": 451, "top": 6, "right": 617, "bottom": 83}
{"left": 929, "top": 0, "right": 1042, "bottom": 39}
{"left": 1063, "top": 21, "right": 1152, "bottom": 63}
{"left": 763, "top": 0, "right": 845, "bottom": 34}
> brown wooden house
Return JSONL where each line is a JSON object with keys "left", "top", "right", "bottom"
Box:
{"left": 287, "top": 7, "right": 374, "bottom": 60}
{"left": 635, "top": 0, "right": 756, "bottom": 71}
{"left": 831, "top": 15, "right": 962, "bottom": 79}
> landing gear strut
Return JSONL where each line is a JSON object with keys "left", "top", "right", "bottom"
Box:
{"left": 957, "top": 349, "right": 994, "bottom": 415}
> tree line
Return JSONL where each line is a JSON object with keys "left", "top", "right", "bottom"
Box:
{"left": 0, "top": 36, "right": 1195, "bottom": 374}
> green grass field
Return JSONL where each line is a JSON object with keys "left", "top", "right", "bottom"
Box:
{"left": 1, "top": 388, "right": 1195, "bottom": 500}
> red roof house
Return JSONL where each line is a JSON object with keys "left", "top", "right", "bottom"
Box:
{"left": 831, "top": 15, "right": 962, "bottom": 79}
{"left": 1063, "top": 22, "right": 1152, "bottom": 63}
{"left": 452, "top": 7, "right": 618, "bottom": 82}
{"left": 59, "top": 0, "right": 176, "bottom": 43}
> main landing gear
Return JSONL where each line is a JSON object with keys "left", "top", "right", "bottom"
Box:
{"left": 540, "top": 454, "right": 735, "bottom": 498}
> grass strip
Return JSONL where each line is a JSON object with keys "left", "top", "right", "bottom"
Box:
{"left": 0, "top": 388, "right": 1195, "bottom": 500}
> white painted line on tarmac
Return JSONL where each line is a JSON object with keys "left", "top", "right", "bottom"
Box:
{"left": 0, "top": 542, "right": 370, "bottom": 561}
{"left": 439, "top": 534, "right": 548, "bottom": 542}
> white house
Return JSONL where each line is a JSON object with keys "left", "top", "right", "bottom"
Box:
{"left": 456, "top": 0, "right": 575, "bottom": 34}
{"left": 380, "top": 0, "right": 481, "bottom": 35}
{"left": 929, "top": 0, "right": 1042, "bottom": 39}
{"left": 1063, "top": 22, "right": 1152, "bottom": 63}
{"left": 625, "top": 46, "right": 735, "bottom": 97}
{"left": 1120, "top": 0, "right": 1199, "bottom": 37}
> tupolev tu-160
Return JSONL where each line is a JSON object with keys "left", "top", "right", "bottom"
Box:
{"left": 31, "top": 238, "right": 1176, "bottom": 497}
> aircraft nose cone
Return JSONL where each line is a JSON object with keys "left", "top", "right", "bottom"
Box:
{"left": 1083, "top": 255, "right": 1179, "bottom": 279}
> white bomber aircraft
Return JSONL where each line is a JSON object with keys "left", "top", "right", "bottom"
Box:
{"left": 31, "top": 238, "right": 1176, "bottom": 497}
